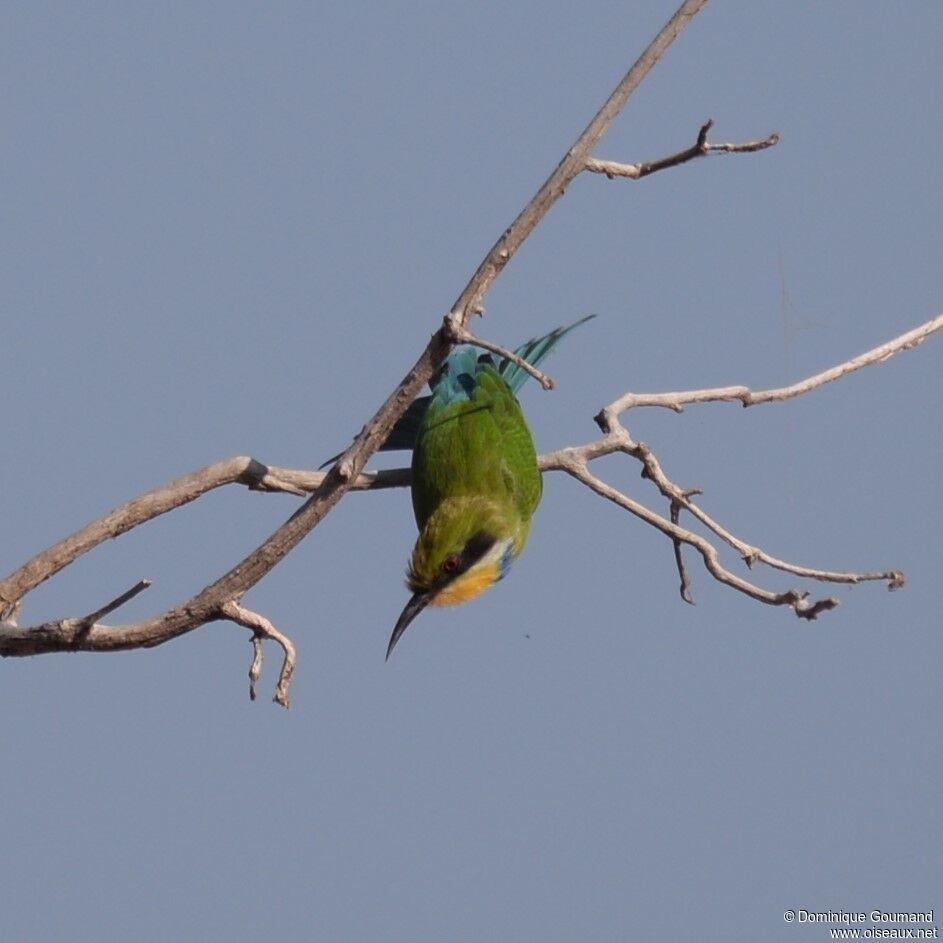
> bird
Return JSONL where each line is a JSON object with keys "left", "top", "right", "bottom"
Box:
{"left": 384, "top": 315, "right": 594, "bottom": 659}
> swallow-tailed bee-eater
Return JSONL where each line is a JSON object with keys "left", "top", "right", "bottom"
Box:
{"left": 382, "top": 316, "right": 593, "bottom": 658}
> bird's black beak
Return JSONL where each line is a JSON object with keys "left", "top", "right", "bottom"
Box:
{"left": 386, "top": 590, "right": 430, "bottom": 661}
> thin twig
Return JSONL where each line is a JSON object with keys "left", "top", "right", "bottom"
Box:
{"left": 448, "top": 324, "right": 555, "bottom": 390}
{"left": 593, "top": 427, "right": 904, "bottom": 590}
{"left": 671, "top": 490, "right": 700, "bottom": 604}
{"left": 249, "top": 635, "right": 264, "bottom": 702}
{"left": 557, "top": 451, "right": 840, "bottom": 619}
{"left": 586, "top": 119, "right": 779, "bottom": 180}
{"left": 76, "top": 579, "right": 152, "bottom": 631}
{"left": 600, "top": 312, "right": 943, "bottom": 418}
{"left": 220, "top": 601, "right": 297, "bottom": 708}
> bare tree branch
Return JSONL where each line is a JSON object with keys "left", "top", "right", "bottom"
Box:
{"left": 220, "top": 601, "right": 296, "bottom": 709}
{"left": 534, "top": 316, "right": 943, "bottom": 606}
{"left": 572, "top": 427, "right": 905, "bottom": 590}
{"left": 586, "top": 118, "right": 779, "bottom": 180}
{"left": 0, "top": 458, "right": 410, "bottom": 624}
{"left": 549, "top": 446, "right": 842, "bottom": 619}
{"left": 599, "top": 312, "right": 943, "bottom": 416}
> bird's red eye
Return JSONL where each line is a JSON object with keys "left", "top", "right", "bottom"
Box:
{"left": 442, "top": 554, "right": 461, "bottom": 574}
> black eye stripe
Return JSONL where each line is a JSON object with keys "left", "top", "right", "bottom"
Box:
{"left": 463, "top": 531, "right": 497, "bottom": 566}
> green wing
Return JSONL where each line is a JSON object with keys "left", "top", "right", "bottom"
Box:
{"left": 410, "top": 364, "right": 541, "bottom": 530}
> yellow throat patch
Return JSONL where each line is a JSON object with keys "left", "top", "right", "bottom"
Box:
{"left": 430, "top": 559, "right": 502, "bottom": 607}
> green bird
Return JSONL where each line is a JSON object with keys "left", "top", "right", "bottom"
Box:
{"left": 384, "top": 315, "right": 594, "bottom": 659}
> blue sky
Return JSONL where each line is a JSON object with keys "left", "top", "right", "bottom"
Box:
{"left": 2, "top": 3, "right": 940, "bottom": 941}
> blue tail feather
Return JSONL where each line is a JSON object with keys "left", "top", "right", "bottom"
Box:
{"left": 321, "top": 315, "right": 594, "bottom": 464}
{"left": 499, "top": 314, "right": 595, "bottom": 393}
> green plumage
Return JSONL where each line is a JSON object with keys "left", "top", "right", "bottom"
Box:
{"left": 410, "top": 360, "right": 541, "bottom": 533}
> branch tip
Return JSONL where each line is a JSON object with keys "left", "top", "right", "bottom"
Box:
{"left": 795, "top": 597, "right": 840, "bottom": 620}
{"left": 249, "top": 635, "right": 263, "bottom": 701}
{"left": 79, "top": 578, "right": 153, "bottom": 629}
{"left": 221, "top": 601, "right": 296, "bottom": 708}
{"left": 696, "top": 118, "right": 714, "bottom": 146}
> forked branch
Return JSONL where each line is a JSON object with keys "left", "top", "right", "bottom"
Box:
{"left": 586, "top": 118, "right": 779, "bottom": 180}
{"left": 540, "top": 314, "right": 943, "bottom": 612}
{"left": 220, "top": 601, "right": 296, "bottom": 709}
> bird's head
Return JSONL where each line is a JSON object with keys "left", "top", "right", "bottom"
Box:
{"left": 386, "top": 496, "right": 522, "bottom": 659}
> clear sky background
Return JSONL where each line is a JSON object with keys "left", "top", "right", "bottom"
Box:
{"left": 2, "top": 2, "right": 940, "bottom": 941}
